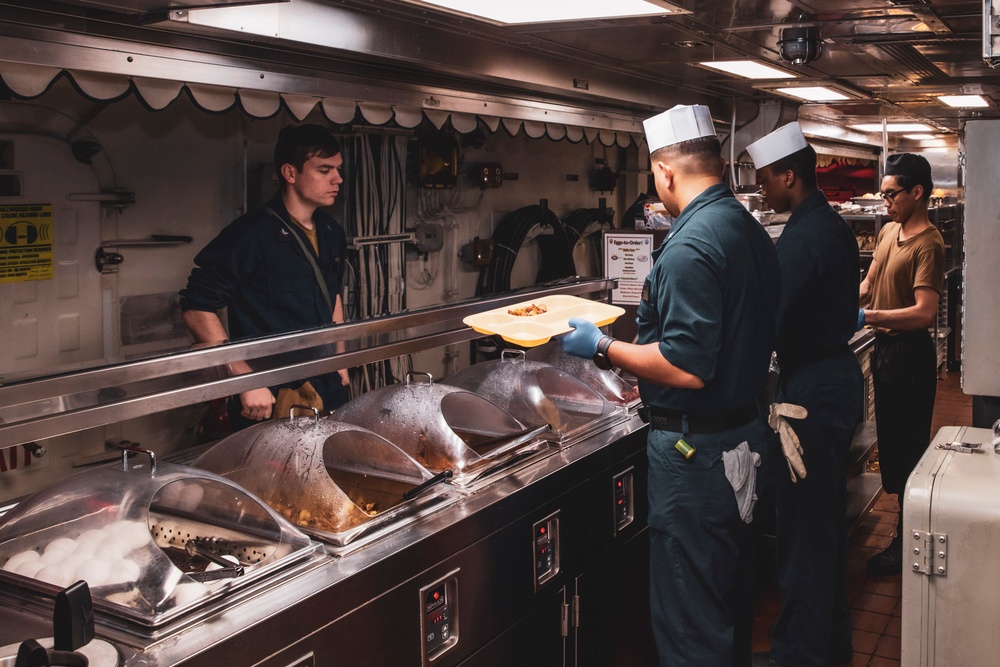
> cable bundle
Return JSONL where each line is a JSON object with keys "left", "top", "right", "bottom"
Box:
{"left": 343, "top": 132, "right": 412, "bottom": 393}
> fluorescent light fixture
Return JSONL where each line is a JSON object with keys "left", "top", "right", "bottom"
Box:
{"left": 774, "top": 86, "right": 850, "bottom": 102}
{"left": 698, "top": 60, "right": 795, "bottom": 80}
{"left": 903, "top": 133, "right": 936, "bottom": 140}
{"left": 850, "top": 123, "right": 934, "bottom": 133}
{"left": 407, "top": 0, "right": 682, "bottom": 24}
{"left": 937, "top": 94, "right": 989, "bottom": 108}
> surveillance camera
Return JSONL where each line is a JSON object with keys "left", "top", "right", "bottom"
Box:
{"left": 779, "top": 26, "right": 822, "bottom": 65}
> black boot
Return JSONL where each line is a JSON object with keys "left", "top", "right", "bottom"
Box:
{"left": 867, "top": 534, "right": 903, "bottom": 576}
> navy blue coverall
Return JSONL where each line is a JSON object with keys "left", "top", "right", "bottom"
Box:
{"left": 637, "top": 183, "right": 780, "bottom": 666}
{"left": 769, "top": 190, "right": 864, "bottom": 666}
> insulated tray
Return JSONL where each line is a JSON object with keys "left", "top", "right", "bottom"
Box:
{"left": 463, "top": 295, "right": 625, "bottom": 347}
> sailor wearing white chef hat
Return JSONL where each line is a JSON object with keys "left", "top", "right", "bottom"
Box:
{"left": 747, "top": 122, "right": 863, "bottom": 667}
{"left": 560, "top": 103, "right": 781, "bottom": 667}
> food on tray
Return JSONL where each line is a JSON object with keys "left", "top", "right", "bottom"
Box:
{"left": 508, "top": 303, "right": 548, "bottom": 316}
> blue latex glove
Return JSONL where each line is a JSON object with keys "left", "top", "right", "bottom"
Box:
{"left": 857, "top": 308, "right": 866, "bottom": 331}
{"left": 559, "top": 317, "right": 603, "bottom": 359}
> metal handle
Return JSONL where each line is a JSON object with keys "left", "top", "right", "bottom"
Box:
{"left": 289, "top": 405, "right": 320, "bottom": 424}
{"left": 402, "top": 470, "right": 453, "bottom": 500}
{"left": 121, "top": 446, "right": 156, "bottom": 474}
{"left": 406, "top": 371, "right": 434, "bottom": 385}
{"left": 500, "top": 349, "right": 526, "bottom": 362}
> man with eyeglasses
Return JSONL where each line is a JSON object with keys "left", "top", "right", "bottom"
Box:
{"left": 857, "top": 153, "right": 945, "bottom": 576}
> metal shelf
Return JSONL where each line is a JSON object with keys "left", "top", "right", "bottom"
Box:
{"left": 0, "top": 278, "right": 616, "bottom": 446}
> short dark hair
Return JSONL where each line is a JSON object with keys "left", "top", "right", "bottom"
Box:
{"left": 766, "top": 144, "right": 817, "bottom": 189}
{"left": 884, "top": 153, "right": 933, "bottom": 197}
{"left": 652, "top": 135, "right": 723, "bottom": 176}
{"left": 274, "top": 124, "right": 341, "bottom": 175}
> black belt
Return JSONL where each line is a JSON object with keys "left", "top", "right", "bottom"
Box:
{"left": 641, "top": 401, "right": 759, "bottom": 434}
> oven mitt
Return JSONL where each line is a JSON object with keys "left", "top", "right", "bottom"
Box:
{"left": 274, "top": 381, "right": 324, "bottom": 419}
{"left": 768, "top": 402, "right": 808, "bottom": 483}
{"left": 722, "top": 441, "right": 761, "bottom": 524}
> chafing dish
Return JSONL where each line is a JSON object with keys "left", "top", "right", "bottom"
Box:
{"left": 443, "top": 350, "right": 623, "bottom": 444}
{"left": 194, "top": 408, "right": 456, "bottom": 551}
{"left": 331, "top": 373, "right": 550, "bottom": 486}
{"left": 526, "top": 341, "right": 642, "bottom": 409}
{"left": 0, "top": 449, "right": 319, "bottom": 629}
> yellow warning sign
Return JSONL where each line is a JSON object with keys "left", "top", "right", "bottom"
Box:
{"left": 0, "top": 204, "right": 54, "bottom": 283}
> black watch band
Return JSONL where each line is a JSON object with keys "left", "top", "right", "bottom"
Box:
{"left": 593, "top": 335, "right": 615, "bottom": 370}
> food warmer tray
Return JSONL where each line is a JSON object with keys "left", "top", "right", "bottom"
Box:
{"left": 0, "top": 449, "right": 321, "bottom": 629}
{"left": 194, "top": 408, "right": 458, "bottom": 553}
{"left": 331, "top": 373, "right": 551, "bottom": 487}
{"left": 443, "top": 350, "right": 626, "bottom": 446}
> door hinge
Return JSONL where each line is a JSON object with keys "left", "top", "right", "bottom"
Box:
{"left": 910, "top": 530, "right": 948, "bottom": 576}
{"left": 571, "top": 594, "right": 580, "bottom": 629}
{"left": 560, "top": 602, "right": 569, "bottom": 637}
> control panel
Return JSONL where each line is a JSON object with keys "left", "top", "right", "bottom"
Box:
{"left": 420, "top": 569, "right": 459, "bottom": 665}
{"left": 613, "top": 467, "right": 635, "bottom": 535}
{"left": 532, "top": 510, "right": 560, "bottom": 591}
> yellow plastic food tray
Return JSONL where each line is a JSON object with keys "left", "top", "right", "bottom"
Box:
{"left": 463, "top": 295, "right": 625, "bottom": 347}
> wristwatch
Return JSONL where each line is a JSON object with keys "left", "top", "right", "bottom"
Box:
{"left": 593, "top": 335, "right": 615, "bottom": 371}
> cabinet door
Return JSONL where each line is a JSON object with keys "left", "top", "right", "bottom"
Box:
{"left": 571, "top": 530, "right": 658, "bottom": 667}
{"left": 458, "top": 586, "right": 566, "bottom": 667}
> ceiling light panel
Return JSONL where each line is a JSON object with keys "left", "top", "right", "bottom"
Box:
{"left": 698, "top": 60, "right": 796, "bottom": 80}
{"left": 774, "top": 86, "right": 850, "bottom": 102}
{"left": 850, "top": 123, "right": 934, "bottom": 133}
{"left": 937, "top": 95, "right": 989, "bottom": 108}
{"left": 405, "top": 0, "right": 683, "bottom": 24}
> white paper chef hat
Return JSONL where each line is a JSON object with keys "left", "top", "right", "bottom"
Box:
{"left": 643, "top": 104, "right": 716, "bottom": 153}
{"left": 746, "top": 122, "right": 810, "bottom": 168}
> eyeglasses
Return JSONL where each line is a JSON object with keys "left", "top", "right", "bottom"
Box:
{"left": 879, "top": 187, "right": 911, "bottom": 202}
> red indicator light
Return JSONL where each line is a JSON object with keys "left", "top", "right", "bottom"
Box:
{"left": 617, "top": 480, "right": 623, "bottom": 488}
{"left": 540, "top": 526, "right": 546, "bottom": 535}
{"left": 433, "top": 591, "right": 440, "bottom": 601}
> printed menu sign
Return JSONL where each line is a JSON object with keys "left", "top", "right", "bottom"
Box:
{"left": 0, "top": 204, "right": 54, "bottom": 283}
{"left": 603, "top": 232, "right": 653, "bottom": 305}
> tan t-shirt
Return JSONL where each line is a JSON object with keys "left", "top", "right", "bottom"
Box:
{"left": 870, "top": 220, "right": 945, "bottom": 333}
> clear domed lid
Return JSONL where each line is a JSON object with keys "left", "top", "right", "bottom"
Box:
{"left": 443, "top": 350, "right": 618, "bottom": 440}
{"left": 194, "top": 409, "right": 453, "bottom": 548}
{"left": 0, "top": 449, "right": 319, "bottom": 627}
{"left": 331, "top": 373, "right": 548, "bottom": 485}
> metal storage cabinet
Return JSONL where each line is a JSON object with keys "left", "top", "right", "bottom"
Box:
{"left": 901, "top": 426, "right": 1000, "bottom": 666}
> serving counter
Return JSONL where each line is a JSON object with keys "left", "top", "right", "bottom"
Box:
{"left": 0, "top": 278, "right": 659, "bottom": 667}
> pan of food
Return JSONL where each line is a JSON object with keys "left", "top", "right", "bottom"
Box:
{"left": 0, "top": 448, "right": 320, "bottom": 628}
{"left": 443, "top": 350, "right": 623, "bottom": 444}
{"left": 462, "top": 295, "right": 624, "bottom": 347}
{"left": 194, "top": 408, "right": 455, "bottom": 549}
{"left": 331, "top": 373, "right": 551, "bottom": 486}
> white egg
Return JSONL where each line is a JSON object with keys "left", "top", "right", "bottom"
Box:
{"left": 2, "top": 549, "right": 40, "bottom": 572}
{"left": 40, "top": 548, "right": 72, "bottom": 565}
{"left": 93, "top": 538, "right": 128, "bottom": 562}
{"left": 171, "top": 581, "right": 209, "bottom": 606}
{"left": 36, "top": 564, "right": 71, "bottom": 587}
{"left": 178, "top": 484, "right": 205, "bottom": 512}
{"left": 114, "top": 521, "right": 151, "bottom": 551}
{"left": 157, "top": 481, "right": 184, "bottom": 507}
{"left": 75, "top": 528, "right": 106, "bottom": 552}
{"left": 104, "top": 558, "right": 141, "bottom": 586}
{"left": 74, "top": 559, "right": 110, "bottom": 587}
{"left": 15, "top": 558, "right": 45, "bottom": 578}
{"left": 44, "top": 537, "right": 77, "bottom": 555}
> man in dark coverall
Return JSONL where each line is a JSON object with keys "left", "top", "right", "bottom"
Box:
{"left": 560, "top": 104, "right": 781, "bottom": 666}
{"left": 747, "top": 122, "right": 864, "bottom": 667}
{"left": 180, "top": 124, "right": 350, "bottom": 427}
